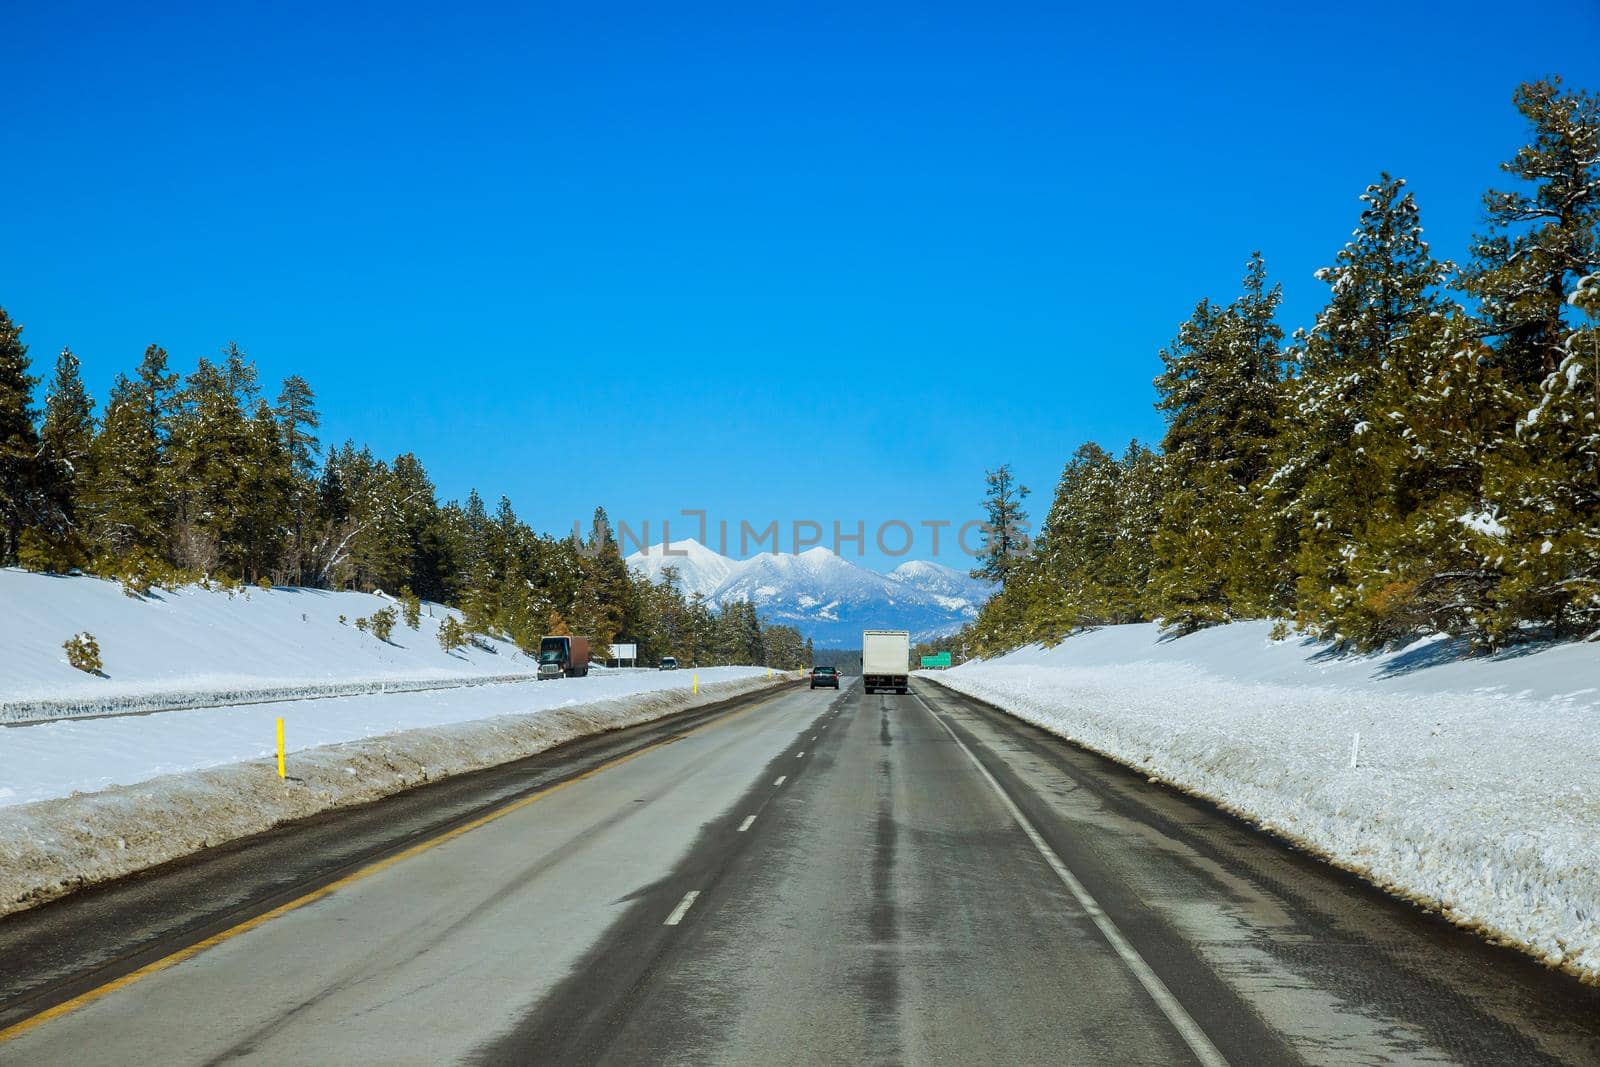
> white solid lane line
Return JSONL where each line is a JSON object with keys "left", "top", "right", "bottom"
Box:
{"left": 911, "top": 691, "right": 1230, "bottom": 1067}
{"left": 796, "top": 751, "right": 805, "bottom": 758}
{"left": 738, "top": 815, "right": 756, "bottom": 832}
{"left": 664, "top": 891, "right": 700, "bottom": 926}
{"left": 774, "top": 776, "right": 787, "bottom": 785}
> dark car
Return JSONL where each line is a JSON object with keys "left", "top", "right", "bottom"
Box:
{"left": 810, "top": 666, "right": 840, "bottom": 689}
{"left": 659, "top": 656, "right": 679, "bottom": 671}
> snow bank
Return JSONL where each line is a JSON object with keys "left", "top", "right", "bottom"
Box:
{"left": 0, "top": 671, "right": 793, "bottom": 917}
{"left": 0, "top": 666, "right": 770, "bottom": 807}
{"left": 927, "top": 622, "right": 1600, "bottom": 982}
{"left": 0, "top": 568, "right": 532, "bottom": 712}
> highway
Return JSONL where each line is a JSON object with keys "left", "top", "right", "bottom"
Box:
{"left": 2, "top": 680, "right": 1599, "bottom": 1064}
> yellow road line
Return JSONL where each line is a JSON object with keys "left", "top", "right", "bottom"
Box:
{"left": 0, "top": 688, "right": 787, "bottom": 1045}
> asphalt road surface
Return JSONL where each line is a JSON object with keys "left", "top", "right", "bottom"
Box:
{"left": 3, "top": 679, "right": 1599, "bottom": 1065}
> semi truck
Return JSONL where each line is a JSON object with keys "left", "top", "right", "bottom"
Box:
{"left": 537, "top": 635, "right": 591, "bottom": 680}
{"left": 861, "top": 629, "right": 910, "bottom": 694}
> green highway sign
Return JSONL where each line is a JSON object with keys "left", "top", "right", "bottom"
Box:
{"left": 920, "top": 652, "right": 952, "bottom": 668}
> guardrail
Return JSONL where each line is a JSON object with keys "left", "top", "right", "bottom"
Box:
{"left": 1, "top": 672, "right": 542, "bottom": 727}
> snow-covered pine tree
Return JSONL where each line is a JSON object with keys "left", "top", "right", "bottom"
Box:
{"left": 1150, "top": 254, "right": 1287, "bottom": 632}
{"left": 86, "top": 376, "right": 152, "bottom": 556}
{"left": 1277, "top": 175, "right": 1452, "bottom": 635}
{"left": 38, "top": 347, "right": 97, "bottom": 546}
{"left": 1462, "top": 79, "right": 1600, "bottom": 389}
{"left": 1462, "top": 82, "right": 1600, "bottom": 642}
{"left": 1326, "top": 312, "right": 1514, "bottom": 647}
{"left": 1033, "top": 442, "right": 1119, "bottom": 631}
{"left": 63, "top": 631, "right": 103, "bottom": 675}
{"left": 368, "top": 606, "right": 397, "bottom": 643}
{"left": 1110, "top": 441, "right": 1164, "bottom": 622}
{"left": 1485, "top": 269, "right": 1600, "bottom": 641}
{"left": 0, "top": 307, "right": 43, "bottom": 564}
{"left": 316, "top": 443, "right": 410, "bottom": 591}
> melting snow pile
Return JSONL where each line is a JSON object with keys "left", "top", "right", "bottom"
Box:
{"left": 927, "top": 622, "right": 1600, "bottom": 981}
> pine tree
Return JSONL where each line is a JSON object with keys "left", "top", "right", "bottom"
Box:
{"left": 423, "top": 500, "right": 470, "bottom": 603}
{"left": 20, "top": 346, "right": 99, "bottom": 569}
{"left": 583, "top": 505, "right": 631, "bottom": 649}
{"left": 1484, "top": 272, "right": 1600, "bottom": 640}
{"left": 86, "top": 344, "right": 179, "bottom": 560}
{"left": 971, "top": 464, "right": 1030, "bottom": 589}
{"left": 1462, "top": 79, "right": 1600, "bottom": 388}
{"left": 167, "top": 356, "right": 255, "bottom": 573}
{"left": 220, "top": 341, "right": 259, "bottom": 405}
{"left": 86, "top": 373, "right": 164, "bottom": 555}
{"left": 1459, "top": 81, "right": 1600, "bottom": 642}
{"left": 234, "top": 401, "right": 291, "bottom": 580}
{"left": 1110, "top": 441, "right": 1164, "bottom": 622}
{"left": 275, "top": 375, "right": 320, "bottom": 583}
{"left": 1151, "top": 254, "right": 1287, "bottom": 631}
{"left": 1278, "top": 176, "right": 1453, "bottom": 632}
{"left": 39, "top": 347, "right": 96, "bottom": 522}
{"left": 0, "top": 306, "right": 42, "bottom": 564}
{"left": 1329, "top": 315, "right": 1514, "bottom": 646}
{"left": 133, "top": 344, "right": 179, "bottom": 450}
{"left": 1031, "top": 442, "right": 1117, "bottom": 632}
{"left": 391, "top": 452, "right": 441, "bottom": 594}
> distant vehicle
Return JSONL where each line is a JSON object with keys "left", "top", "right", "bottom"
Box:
{"left": 810, "top": 666, "right": 840, "bottom": 689}
{"left": 537, "top": 635, "right": 591, "bottom": 680}
{"left": 862, "top": 629, "right": 910, "bottom": 694}
{"left": 659, "top": 656, "right": 679, "bottom": 670}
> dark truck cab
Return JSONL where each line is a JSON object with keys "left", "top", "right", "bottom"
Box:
{"left": 537, "top": 635, "right": 591, "bottom": 680}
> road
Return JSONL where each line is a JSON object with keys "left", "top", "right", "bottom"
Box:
{"left": 2, "top": 679, "right": 1599, "bottom": 1064}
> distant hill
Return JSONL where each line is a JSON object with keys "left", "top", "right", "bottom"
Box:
{"left": 625, "top": 540, "right": 993, "bottom": 647}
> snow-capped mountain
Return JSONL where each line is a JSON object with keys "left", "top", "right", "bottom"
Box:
{"left": 887, "top": 560, "right": 996, "bottom": 608}
{"left": 625, "top": 540, "right": 993, "bottom": 647}
{"left": 626, "top": 538, "right": 742, "bottom": 600}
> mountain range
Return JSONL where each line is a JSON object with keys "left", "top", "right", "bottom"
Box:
{"left": 625, "top": 540, "right": 994, "bottom": 648}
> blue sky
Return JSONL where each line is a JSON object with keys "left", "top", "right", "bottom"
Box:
{"left": 5, "top": 2, "right": 1598, "bottom": 570}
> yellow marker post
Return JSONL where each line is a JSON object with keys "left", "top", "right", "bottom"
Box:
{"left": 276, "top": 717, "right": 286, "bottom": 779}
{"left": 693, "top": 673, "right": 699, "bottom": 695}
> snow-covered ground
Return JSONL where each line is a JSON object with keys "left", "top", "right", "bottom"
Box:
{"left": 0, "top": 666, "right": 771, "bottom": 808}
{"left": 0, "top": 670, "right": 789, "bottom": 917}
{"left": 0, "top": 568, "right": 531, "bottom": 712}
{"left": 0, "top": 566, "right": 796, "bottom": 914}
{"left": 927, "top": 622, "right": 1600, "bottom": 981}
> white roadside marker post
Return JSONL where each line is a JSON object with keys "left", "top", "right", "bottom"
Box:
{"left": 1349, "top": 732, "right": 1361, "bottom": 770}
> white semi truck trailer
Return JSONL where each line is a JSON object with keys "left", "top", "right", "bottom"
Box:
{"left": 862, "top": 629, "right": 910, "bottom": 694}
